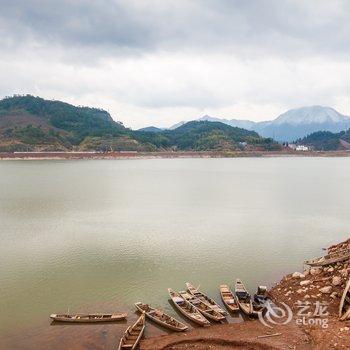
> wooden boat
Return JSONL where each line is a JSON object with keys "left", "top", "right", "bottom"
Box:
{"left": 219, "top": 284, "right": 239, "bottom": 312}
{"left": 135, "top": 302, "right": 188, "bottom": 331}
{"left": 50, "top": 312, "right": 127, "bottom": 323}
{"left": 168, "top": 288, "right": 210, "bottom": 327}
{"left": 305, "top": 249, "right": 350, "bottom": 267}
{"left": 179, "top": 290, "right": 226, "bottom": 322}
{"left": 253, "top": 286, "right": 268, "bottom": 306}
{"left": 118, "top": 313, "right": 145, "bottom": 350}
{"left": 339, "top": 278, "right": 350, "bottom": 321}
{"left": 186, "top": 282, "right": 228, "bottom": 315}
{"left": 234, "top": 279, "right": 261, "bottom": 317}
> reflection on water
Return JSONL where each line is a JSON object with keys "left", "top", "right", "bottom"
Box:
{"left": 0, "top": 158, "right": 349, "bottom": 349}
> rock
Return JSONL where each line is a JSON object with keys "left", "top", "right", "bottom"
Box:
{"left": 304, "top": 269, "right": 310, "bottom": 276}
{"left": 285, "top": 290, "right": 292, "bottom": 296}
{"left": 330, "top": 292, "right": 339, "bottom": 299}
{"left": 310, "top": 268, "right": 322, "bottom": 276}
{"left": 296, "top": 289, "right": 304, "bottom": 294}
{"left": 328, "top": 267, "right": 335, "bottom": 273}
{"left": 300, "top": 280, "right": 312, "bottom": 286}
{"left": 340, "top": 269, "right": 349, "bottom": 278}
{"left": 292, "top": 272, "right": 305, "bottom": 279}
{"left": 304, "top": 294, "right": 310, "bottom": 299}
{"left": 320, "top": 286, "right": 332, "bottom": 294}
{"left": 332, "top": 276, "right": 342, "bottom": 286}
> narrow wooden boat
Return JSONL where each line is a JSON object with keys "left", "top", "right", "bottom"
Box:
{"left": 118, "top": 313, "right": 145, "bottom": 350}
{"left": 179, "top": 290, "right": 226, "bottom": 322}
{"left": 253, "top": 286, "right": 268, "bottom": 307}
{"left": 168, "top": 288, "right": 210, "bottom": 327}
{"left": 135, "top": 302, "right": 188, "bottom": 331}
{"left": 339, "top": 278, "right": 350, "bottom": 321}
{"left": 219, "top": 284, "right": 239, "bottom": 312}
{"left": 186, "top": 282, "right": 228, "bottom": 316}
{"left": 305, "top": 249, "right": 350, "bottom": 267}
{"left": 50, "top": 312, "right": 127, "bottom": 323}
{"left": 234, "top": 279, "right": 262, "bottom": 317}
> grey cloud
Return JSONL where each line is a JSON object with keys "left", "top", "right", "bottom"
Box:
{"left": 1, "top": 0, "right": 350, "bottom": 59}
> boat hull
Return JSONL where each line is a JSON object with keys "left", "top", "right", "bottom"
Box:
{"left": 50, "top": 313, "right": 127, "bottom": 323}
{"left": 339, "top": 278, "right": 350, "bottom": 321}
{"left": 179, "top": 291, "right": 225, "bottom": 322}
{"left": 305, "top": 250, "right": 350, "bottom": 267}
{"left": 219, "top": 285, "right": 239, "bottom": 313}
{"left": 234, "top": 279, "right": 254, "bottom": 316}
{"left": 134, "top": 302, "right": 188, "bottom": 331}
{"left": 118, "top": 313, "right": 145, "bottom": 350}
{"left": 168, "top": 289, "right": 210, "bottom": 327}
{"left": 186, "top": 282, "right": 228, "bottom": 316}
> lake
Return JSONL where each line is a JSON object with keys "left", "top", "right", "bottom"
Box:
{"left": 0, "top": 157, "right": 349, "bottom": 349}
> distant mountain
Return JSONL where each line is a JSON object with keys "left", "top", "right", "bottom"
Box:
{"left": 169, "top": 106, "right": 350, "bottom": 142}
{"left": 260, "top": 106, "right": 350, "bottom": 142}
{"left": 135, "top": 120, "right": 279, "bottom": 151}
{"left": 298, "top": 129, "right": 350, "bottom": 151}
{"left": 138, "top": 126, "right": 164, "bottom": 133}
{"left": 273, "top": 106, "right": 349, "bottom": 125}
{"left": 197, "top": 115, "right": 257, "bottom": 130}
{"left": 0, "top": 95, "right": 277, "bottom": 152}
{"left": 162, "top": 120, "right": 278, "bottom": 151}
{"left": 168, "top": 121, "right": 186, "bottom": 130}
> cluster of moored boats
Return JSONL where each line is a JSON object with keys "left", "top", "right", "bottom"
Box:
{"left": 50, "top": 279, "right": 268, "bottom": 350}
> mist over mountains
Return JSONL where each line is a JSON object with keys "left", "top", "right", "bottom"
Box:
{"left": 166, "top": 106, "right": 350, "bottom": 142}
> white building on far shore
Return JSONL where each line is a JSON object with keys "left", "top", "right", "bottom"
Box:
{"left": 288, "top": 144, "right": 309, "bottom": 151}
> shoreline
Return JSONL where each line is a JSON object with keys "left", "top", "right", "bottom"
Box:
{"left": 141, "top": 238, "right": 350, "bottom": 349}
{"left": 1, "top": 150, "right": 350, "bottom": 160}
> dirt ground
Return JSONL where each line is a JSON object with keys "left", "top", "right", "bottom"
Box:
{"left": 141, "top": 320, "right": 311, "bottom": 350}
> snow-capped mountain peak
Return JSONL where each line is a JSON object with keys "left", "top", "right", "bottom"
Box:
{"left": 273, "top": 106, "right": 350, "bottom": 125}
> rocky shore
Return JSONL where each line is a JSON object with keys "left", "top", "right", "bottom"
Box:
{"left": 141, "top": 239, "right": 350, "bottom": 350}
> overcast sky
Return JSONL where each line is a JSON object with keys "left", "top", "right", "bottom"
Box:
{"left": 1, "top": 0, "right": 350, "bottom": 128}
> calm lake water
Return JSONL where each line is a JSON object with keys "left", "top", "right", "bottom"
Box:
{"left": 0, "top": 158, "right": 349, "bottom": 349}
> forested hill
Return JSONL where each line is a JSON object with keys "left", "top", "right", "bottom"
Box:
{"left": 0, "top": 95, "right": 278, "bottom": 152}
{"left": 134, "top": 121, "right": 273, "bottom": 151}
{"left": 298, "top": 129, "right": 350, "bottom": 151}
{"left": 0, "top": 95, "right": 126, "bottom": 151}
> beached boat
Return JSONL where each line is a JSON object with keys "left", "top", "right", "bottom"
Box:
{"left": 135, "top": 302, "right": 188, "bottom": 331}
{"left": 234, "top": 279, "right": 261, "bottom": 317}
{"left": 339, "top": 278, "right": 350, "bottom": 321}
{"left": 168, "top": 288, "right": 210, "bottom": 326}
{"left": 219, "top": 284, "right": 239, "bottom": 312}
{"left": 118, "top": 313, "right": 145, "bottom": 350}
{"left": 253, "top": 286, "right": 268, "bottom": 307}
{"left": 186, "top": 282, "right": 228, "bottom": 315}
{"left": 179, "top": 290, "right": 226, "bottom": 322}
{"left": 49, "top": 312, "right": 127, "bottom": 323}
{"left": 304, "top": 249, "right": 350, "bottom": 267}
